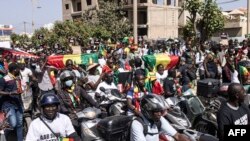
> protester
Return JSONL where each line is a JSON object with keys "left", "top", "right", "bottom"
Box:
{"left": 0, "top": 63, "right": 23, "bottom": 141}
{"left": 217, "top": 83, "right": 250, "bottom": 141}
{"left": 26, "top": 93, "right": 81, "bottom": 141}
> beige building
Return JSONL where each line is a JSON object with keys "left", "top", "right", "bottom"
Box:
{"left": 62, "top": 0, "right": 181, "bottom": 39}
{"left": 212, "top": 8, "right": 247, "bottom": 41}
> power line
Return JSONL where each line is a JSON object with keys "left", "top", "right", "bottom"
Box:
{"left": 217, "top": 0, "right": 240, "bottom": 5}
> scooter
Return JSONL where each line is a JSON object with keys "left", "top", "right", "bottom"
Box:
{"left": 98, "top": 87, "right": 127, "bottom": 116}
{"left": 22, "top": 87, "right": 33, "bottom": 137}
{"left": 77, "top": 107, "right": 104, "bottom": 141}
{"left": 171, "top": 124, "right": 219, "bottom": 141}
{"left": 165, "top": 89, "right": 218, "bottom": 136}
{"left": 164, "top": 97, "right": 192, "bottom": 129}
{"left": 77, "top": 107, "right": 132, "bottom": 141}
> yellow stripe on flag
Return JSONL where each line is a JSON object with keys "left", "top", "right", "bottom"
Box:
{"left": 63, "top": 54, "right": 81, "bottom": 65}
{"left": 155, "top": 54, "right": 171, "bottom": 69}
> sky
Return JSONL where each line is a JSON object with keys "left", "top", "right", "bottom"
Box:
{"left": 0, "top": 0, "right": 247, "bottom": 34}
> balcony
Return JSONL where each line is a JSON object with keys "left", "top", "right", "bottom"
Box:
{"left": 224, "top": 16, "right": 246, "bottom": 28}
{"left": 71, "top": 11, "right": 82, "bottom": 17}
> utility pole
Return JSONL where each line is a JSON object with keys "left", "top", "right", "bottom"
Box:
{"left": 133, "top": 0, "right": 138, "bottom": 45}
{"left": 23, "top": 21, "right": 27, "bottom": 34}
{"left": 32, "top": 0, "right": 34, "bottom": 33}
{"left": 248, "top": 0, "right": 250, "bottom": 34}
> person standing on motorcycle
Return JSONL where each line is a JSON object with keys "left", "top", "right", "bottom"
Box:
{"left": 26, "top": 93, "right": 81, "bottom": 141}
{"left": 217, "top": 83, "right": 250, "bottom": 141}
{"left": 58, "top": 70, "right": 99, "bottom": 135}
{"left": 130, "top": 94, "right": 191, "bottom": 141}
{"left": 127, "top": 72, "right": 148, "bottom": 116}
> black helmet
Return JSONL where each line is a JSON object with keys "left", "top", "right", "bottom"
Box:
{"left": 39, "top": 93, "right": 60, "bottom": 107}
{"left": 141, "top": 94, "right": 167, "bottom": 120}
{"left": 60, "top": 70, "right": 74, "bottom": 82}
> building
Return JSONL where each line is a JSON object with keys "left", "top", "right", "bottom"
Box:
{"left": 212, "top": 8, "right": 247, "bottom": 42}
{"left": 0, "top": 25, "right": 13, "bottom": 48}
{"left": 62, "top": 0, "right": 181, "bottom": 40}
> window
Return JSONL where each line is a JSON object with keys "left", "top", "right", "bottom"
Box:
{"left": 140, "top": 0, "right": 147, "bottom": 3}
{"left": 2, "top": 30, "right": 12, "bottom": 36}
{"left": 77, "top": 2, "right": 82, "bottom": 11}
{"left": 87, "top": 0, "right": 92, "bottom": 6}
{"left": 65, "top": 4, "right": 69, "bottom": 10}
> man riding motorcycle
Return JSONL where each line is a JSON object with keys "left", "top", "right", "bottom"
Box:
{"left": 95, "top": 72, "right": 117, "bottom": 96}
{"left": 130, "top": 94, "right": 191, "bottom": 141}
{"left": 57, "top": 70, "right": 99, "bottom": 135}
{"left": 26, "top": 92, "right": 81, "bottom": 141}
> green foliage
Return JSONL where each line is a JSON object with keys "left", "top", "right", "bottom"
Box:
{"left": 183, "top": 0, "right": 224, "bottom": 43}
{"left": 12, "top": 0, "right": 131, "bottom": 49}
{"left": 183, "top": 21, "right": 195, "bottom": 41}
{"left": 97, "top": 0, "right": 131, "bottom": 39}
{"left": 11, "top": 33, "right": 30, "bottom": 47}
{"left": 198, "top": 0, "right": 225, "bottom": 42}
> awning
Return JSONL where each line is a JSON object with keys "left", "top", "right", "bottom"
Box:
{"left": 1, "top": 48, "right": 39, "bottom": 58}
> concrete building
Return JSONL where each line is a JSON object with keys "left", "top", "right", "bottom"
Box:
{"left": 212, "top": 8, "right": 247, "bottom": 42}
{"left": 62, "top": 0, "right": 181, "bottom": 39}
{"left": 0, "top": 24, "right": 13, "bottom": 48}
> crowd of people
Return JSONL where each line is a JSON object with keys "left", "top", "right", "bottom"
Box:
{"left": 0, "top": 37, "right": 250, "bottom": 141}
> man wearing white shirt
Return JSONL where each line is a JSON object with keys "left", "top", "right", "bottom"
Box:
{"left": 95, "top": 73, "right": 117, "bottom": 95}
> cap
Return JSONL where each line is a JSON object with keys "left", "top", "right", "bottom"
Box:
{"left": 87, "top": 63, "right": 99, "bottom": 71}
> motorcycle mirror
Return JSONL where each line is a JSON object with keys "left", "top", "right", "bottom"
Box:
{"left": 100, "top": 87, "right": 106, "bottom": 93}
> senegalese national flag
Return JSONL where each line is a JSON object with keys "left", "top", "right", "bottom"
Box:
{"left": 47, "top": 53, "right": 98, "bottom": 69}
{"left": 142, "top": 54, "right": 179, "bottom": 70}
{"left": 58, "top": 137, "right": 74, "bottom": 141}
{"left": 98, "top": 44, "right": 107, "bottom": 57}
{"left": 239, "top": 65, "right": 249, "bottom": 76}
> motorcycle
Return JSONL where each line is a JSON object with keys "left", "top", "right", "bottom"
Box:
{"left": 98, "top": 87, "right": 127, "bottom": 116}
{"left": 165, "top": 89, "right": 218, "bottom": 136}
{"left": 22, "top": 87, "right": 33, "bottom": 137}
{"left": 77, "top": 107, "right": 132, "bottom": 141}
{"left": 171, "top": 124, "right": 219, "bottom": 141}
{"left": 164, "top": 97, "right": 192, "bottom": 129}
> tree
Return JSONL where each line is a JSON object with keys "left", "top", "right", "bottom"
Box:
{"left": 183, "top": 0, "right": 202, "bottom": 40}
{"left": 183, "top": 0, "right": 224, "bottom": 43}
{"left": 10, "top": 33, "right": 30, "bottom": 48}
{"left": 27, "top": 0, "right": 132, "bottom": 50}
{"left": 198, "top": 0, "right": 225, "bottom": 42}
{"left": 10, "top": 33, "right": 20, "bottom": 46}
{"left": 82, "top": 0, "right": 132, "bottom": 41}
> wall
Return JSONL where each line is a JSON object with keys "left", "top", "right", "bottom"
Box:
{"left": 147, "top": 6, "right": 178, "bottom": 39}
{"left": 62, "top": 0, "right": 73, "bottom": 20}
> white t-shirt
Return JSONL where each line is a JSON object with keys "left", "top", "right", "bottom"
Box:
{"left": 26, "top": 113, "right": 75, "bottom": 141}
{"left": 195, "top": 52, "right": 205, "bottom": 70}
{"left": 96, "top": 81, "right": 117, "bottom": 94}
{"left": 98, "top": 58, "right": 106, "bottom": 67}
{"left": 20, "top": 68, "right": 32, "bottom": 84}
{"left": 20, "top": 68, "right": 33, "bottom": 98}
{"left": 156, "top": 70, "right": 168, "bottom": 86}
{"left": 130, "top": 116, "right": 177, "bottom": 141}
{"left": 88, "top": 75, "right": 100, "bottom": 84}
{"left": 231, "top": 70, "right": 240, "bottom": 83}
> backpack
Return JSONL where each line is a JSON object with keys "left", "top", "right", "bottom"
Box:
{"left": 127, "top": 116, "right": 162, "bottom": 140}
{"left": 136, "top": 117, "right": 162, "bottom": 136}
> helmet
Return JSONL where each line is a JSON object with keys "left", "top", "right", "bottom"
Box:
{"left": 60, "top": 70, "right": 74, "bottom": 82}
{"left": 39, "top": 93, "right": 60, "bottom": 107}
{"left": 141, "top": 94, "right": 167, "bottom": 120}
